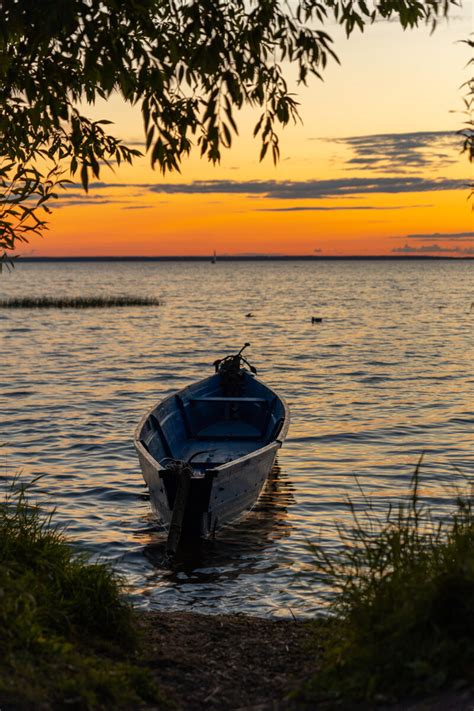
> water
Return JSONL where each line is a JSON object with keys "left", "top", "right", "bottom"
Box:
{"left": 1, "top": 259, "right": 472, "bottom": 616}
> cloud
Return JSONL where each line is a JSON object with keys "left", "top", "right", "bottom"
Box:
{"left": 256, "top": 204, "right": 433, "bottom": 212}
{"left": 373, "top": 13, "right": 467, "bottom": 24}
{"left": 325, "top": 131, "right": 461, "bottom": 172}
{"left": 392, "top": 243, "right": 474, "bottom": 254}
{"left": 395, "top": 231, "right": 474, "bottom": 242}
{"left": 59, "top": 175, "right": 466, "bottom": 209}
{"left": 70, "top": 182, "right": 144, "bottom": 190}
{"left": 391, "top": 230, "right": 474, "bottom": 255}
{"left": 121, "top": 205, "right": 155, "bottom": 210}
{"left": 59, "top": 191, "right": 94, "bottom": 199}
{"left": 52, "top": 197, "right": 125, "bottom": 209}
{"left": 145, "top": 176, "right": 466, "bottom": 198}
{"left": 393, "top": 243, "right": 456, "bottom": 254}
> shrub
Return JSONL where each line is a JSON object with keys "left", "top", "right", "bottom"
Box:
{"left": 0, "top": 480, "right": 164, "bottom": 708}
{"left": 301, "top": 458, "right": 474, "bottom": 703}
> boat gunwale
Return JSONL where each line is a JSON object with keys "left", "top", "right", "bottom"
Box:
{"left": 133, "top": 371, "right": 290, "bottom": 477}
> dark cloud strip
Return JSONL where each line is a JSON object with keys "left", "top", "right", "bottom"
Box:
{"left": 121, "top": 205, "right": 155, "bottom": 210}
{"left": 323, "top": 130, "right": 460, "bottom": 172}
{"left": 53, "top": 198, "right": 125, "bottom": 209}
{"left": 393, "top": 243, "right": 474, "bottom": 254}
{"left": 256, "top": 204, "right": 432, "bottom": 212}
{"left": 401, "top": 231, "right": 474, "bottom": 241}
{"left": 65, "top": 176, "right": 467, "bottom": 203}
{"left": 146, "top": 177, "right": 466, "bottom": 198}
{"left": 336, "top": 130, "right": 456, "bottom": 146}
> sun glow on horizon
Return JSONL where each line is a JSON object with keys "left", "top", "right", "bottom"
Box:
{"left": 17, "top": 4, "right": 474, "bottom": 259}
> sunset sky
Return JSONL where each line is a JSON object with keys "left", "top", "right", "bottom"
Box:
{"left": 23, "top": 4, "right": 473, "bottom": 258}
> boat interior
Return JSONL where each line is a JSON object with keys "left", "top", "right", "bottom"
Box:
{"left": 139, "top": 374, "right": 285, "bottom": 471}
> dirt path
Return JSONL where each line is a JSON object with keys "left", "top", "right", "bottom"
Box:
{"left": 138, "top": 612, "right": 317, "bottom": 710}
{"left": 137, "top": 612, "right": 474, "bottom": 711}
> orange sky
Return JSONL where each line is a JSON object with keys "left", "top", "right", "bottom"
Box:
{"left": 19, "top": 5, "right": 474, "bottom": 258}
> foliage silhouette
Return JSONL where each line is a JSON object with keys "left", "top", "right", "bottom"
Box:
{"left": 0, "top": 1, "right": 461, "bottom": 262}
{"left": 0, "top": 477, "right": 164, "bottom": 707}
{"left": 300, "top": 458, "right": 474, "bottom": 703}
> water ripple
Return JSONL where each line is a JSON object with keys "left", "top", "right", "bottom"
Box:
{"left": 1, "top": 259, "right": 473, "bottom": 616}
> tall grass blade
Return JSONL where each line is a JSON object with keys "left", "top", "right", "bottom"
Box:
{"left": 301, "top": 459, "right": 474, "bottom": 703}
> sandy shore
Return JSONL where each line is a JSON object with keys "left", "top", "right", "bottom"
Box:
{"left": 136, "top": 612, "right": 474, "bottom": 711}
{"left": 137, "top": 611, "right": 317, "bottom": 710}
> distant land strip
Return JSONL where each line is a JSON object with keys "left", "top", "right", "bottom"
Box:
{"left": 0, "top": 296, "right": 160, "bottom": 309}
{"left": 15, "top": 255, "right": 473, "bottom": 262}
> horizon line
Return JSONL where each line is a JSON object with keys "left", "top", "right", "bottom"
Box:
{"left": 14, "top": 255, "right": 473, "bottom": 262}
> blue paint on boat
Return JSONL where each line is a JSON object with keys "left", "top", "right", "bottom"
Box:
{"left": 134, "top": 357, "right": 290, "bottom": 539}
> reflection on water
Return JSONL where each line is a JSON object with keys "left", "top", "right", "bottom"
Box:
{"left": 1, "top": 259, "right": 473, "bottom": 616}
{"left": 139, "top": 473, "right": 298, "bottom": 614}
{"left": 142, "top": 463, "right": 294, "bottom": 581}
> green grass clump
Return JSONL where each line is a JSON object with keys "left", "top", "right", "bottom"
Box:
{"left": 0, "top": 296, "right": 159, "bottom": 308}
{"left": 301, "top": 459, "right": 474, "bottom": 705}
{"left": 0, "top": 482, "right": 165, "bottom": 708}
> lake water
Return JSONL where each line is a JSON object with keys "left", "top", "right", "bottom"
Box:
{"left": 1, "top": 259, "right": 472, "bottom": 617}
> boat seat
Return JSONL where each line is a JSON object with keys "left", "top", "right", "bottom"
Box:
{"left": 194, "top": 420, "right": 262, "bottom": 441}
{"left": 190, "top": 397, "right": 267, "bottom": 404}
{"left": 178, "top": 396, "right": 270, "bottom": 441}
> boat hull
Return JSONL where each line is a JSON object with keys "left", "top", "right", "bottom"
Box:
{"left": 134, "top": 370, "right": 289, "bottom": 537}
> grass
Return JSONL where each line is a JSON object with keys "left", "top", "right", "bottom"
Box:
{"left": 0, "top": 479, "right": 166, "bottom": 708}
{"left": 299, "top": 458, "right": 474, "bottom": 705}
{"left": 0, "top": 296, "right": 160, "bottom": 308}
{"left": 3, "top": 458, "right": 471, "bottom": 708}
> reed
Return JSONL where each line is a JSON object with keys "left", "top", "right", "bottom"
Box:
{"left": 0, "top": 479, "right": 164, "bottom": 708}
{"left": 300, "top": 458, "right": 474, "bottom": 704}
{"left": 0, "top": 296, "right": 160, "bottom": 308}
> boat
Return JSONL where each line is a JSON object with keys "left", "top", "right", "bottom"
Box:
{"left": 134, "top": 344, "right": 289, "bottom": 553}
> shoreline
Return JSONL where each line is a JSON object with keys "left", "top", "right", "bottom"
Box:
{"left": 14, "top": 255, "right": 473, "bottom": 262}
{"left": 135, "top": 610, "right": 474, "bottom": 710}
{"left": 137, "top": 610, "right": 317, "bottom": 710}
